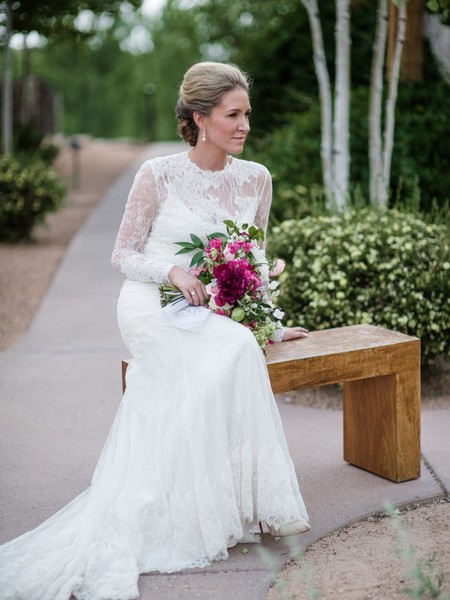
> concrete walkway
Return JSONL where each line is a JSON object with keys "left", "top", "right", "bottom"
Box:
{"left": 0, "top": 142, "right": 448, "bottom": 600}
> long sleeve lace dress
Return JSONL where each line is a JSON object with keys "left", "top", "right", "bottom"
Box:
{"left": 0, "top": 151, "right": 308, "bottom": 600}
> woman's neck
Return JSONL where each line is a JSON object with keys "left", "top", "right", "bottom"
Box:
{"left": 188, "top": 146, "right": 229, "bottom": 172}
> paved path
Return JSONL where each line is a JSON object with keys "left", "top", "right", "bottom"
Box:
{"left": 0, "top": 142, "right": 449, "bottom": 599}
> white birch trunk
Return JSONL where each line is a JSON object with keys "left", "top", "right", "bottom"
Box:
{"left": 368, "top": 0, "right": 388, "bottom": 204}
{"left": 300, "top": 0, "right": 334, "bottom": 203}
{"left": 333, "top": 0, "right": 351, "bottom": 209}
{"left": 2, "top": 0, "right": 13, "bottom": 154}
{"left": 381, "top": 2, "right": 407, "bottom": 205}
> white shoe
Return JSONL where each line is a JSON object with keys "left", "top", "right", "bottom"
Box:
{"left": 268, "top": 519, "right": 311, "bottom": 537}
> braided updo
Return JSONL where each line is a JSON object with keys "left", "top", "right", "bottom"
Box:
{"left": 176, "top": 62, "right": 250, "bottom": 146}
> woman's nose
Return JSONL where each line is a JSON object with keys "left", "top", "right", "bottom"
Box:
{"left": 239, "top": 118, "right": 250, "bottom": 132}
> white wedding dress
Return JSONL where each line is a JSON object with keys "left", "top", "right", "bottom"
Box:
{"left": 0, "top": 152, "right": 308, "bottom": 600}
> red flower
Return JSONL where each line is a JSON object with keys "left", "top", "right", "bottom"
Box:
{"left": 213, "top": 260, "right": 253, "bottom": 306}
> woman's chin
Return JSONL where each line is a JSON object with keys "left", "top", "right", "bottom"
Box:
{"left": 229, "top": 142, "right": 246, "bottom": 155}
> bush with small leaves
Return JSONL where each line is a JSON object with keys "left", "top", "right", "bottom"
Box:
{"left": 269, "top": 209, "right": 450, "bottom": 364}
{"left": 0, "top": 155, "right": 65, "bottom": 242}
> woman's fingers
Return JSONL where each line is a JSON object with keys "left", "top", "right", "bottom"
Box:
{"left": 168, "top": 266, "right": 207, "bottom": 306}
{"left": 185, "top": 284, "right": 207, "bottom": 306}
{"left": 281, "top": 326, "right": 309, "bottom": 342}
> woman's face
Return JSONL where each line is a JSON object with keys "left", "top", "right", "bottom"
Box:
{"left": 199, "top": 87, "right": 251, "bottom": 155}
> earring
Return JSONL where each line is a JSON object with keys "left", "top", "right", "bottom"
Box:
{"left": 201, "top": 128, "right": 206, "bottom": 142}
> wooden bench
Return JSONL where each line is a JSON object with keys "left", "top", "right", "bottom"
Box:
{"left": 122, "top": 324, "right": 421, "bottom": 483}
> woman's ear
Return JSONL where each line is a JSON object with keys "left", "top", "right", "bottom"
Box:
{"left": 193, "top": 112, "right": 206, "bottom": 129}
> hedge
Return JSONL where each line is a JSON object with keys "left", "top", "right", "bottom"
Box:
{"left": 269, "top": 208, "right": 450, "bottom": 364}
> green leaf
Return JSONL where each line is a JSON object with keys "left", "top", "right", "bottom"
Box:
{"left": 189, "top": 250, "right": 204, "bottom": 268}
{"left": 175, "top": 247, "right": 196, "bottom": 255}
{"left": 175, "top": 241, "right": 196, "bottom": 249}
{"left": 248, "top": 225, "right": 265, "bottom": 241}
{"left": 223, "top": 219, "right": 239, "bottom": 235}
{"left": 198, "top": 272, "right": 211, "bottom": 284}
{"left": 207, "top": 232, "right": 227, "bottom": 241}
{"left": 190, "top": 233, "right": 204, "bottom": 248}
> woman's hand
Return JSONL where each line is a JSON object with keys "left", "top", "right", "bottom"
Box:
{"left": 281, "top": 326, "right": 309, "bottom": 342}
{"left": 168, "top": 265, "right": 208, "bottom": 306}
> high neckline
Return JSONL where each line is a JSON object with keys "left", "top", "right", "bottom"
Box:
{"left": 185, "top": 151, "right": 233, "bottom": 174}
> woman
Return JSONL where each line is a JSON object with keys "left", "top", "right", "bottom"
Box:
{"left": 0, "top": 62, "right": 309, "bottom": 600}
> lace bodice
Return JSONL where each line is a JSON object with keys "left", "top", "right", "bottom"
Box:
{"left": 111, "top": 152, "right": 272, "bottom": 284}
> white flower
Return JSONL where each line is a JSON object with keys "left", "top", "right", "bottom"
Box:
{"left": 273, "top": 308, "right": 284, "bottom": 320}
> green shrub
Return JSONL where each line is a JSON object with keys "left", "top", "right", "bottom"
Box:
{"left": 14, "top": 121, "right": 61, "bottom": 166}
{"left": 269, "top": 209, "right": 450, "bottom": 364}
{"left": 0, "top": 155, "right": 66, "bottom": 242}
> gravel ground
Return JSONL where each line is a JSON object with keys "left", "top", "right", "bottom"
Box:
{"left": 0, "top": 138, "right": 449, "bottom": 600}
{"left": 267, "top": 500, "right": 450, "bottom": 600}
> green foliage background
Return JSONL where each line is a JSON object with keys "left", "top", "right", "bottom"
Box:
{"left": 268, "top": 210, "right": 450, "bottom": 364}
{"left": 15, "top": 0, "right": 447, "bottom": 211}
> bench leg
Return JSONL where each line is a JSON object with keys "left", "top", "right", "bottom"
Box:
{"left": 343, "top": 370, "right": 420, "bottom": 482}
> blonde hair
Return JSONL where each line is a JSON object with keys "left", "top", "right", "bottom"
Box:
{"left": 176, "top": 62, "right": 250, "bottom": 146}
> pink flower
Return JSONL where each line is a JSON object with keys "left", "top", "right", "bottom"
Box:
{"left": 205, "top": 282, "right": 219, "bottom": 296}
{"left": 227, "top": 240, "right": 254, "bottom": 255}
{"left": 208, "top": 238, "right": 222, "bottom": 249}
{"left": 270, "top": 259, "right": 285, "bottom": 277}
{"left": 206, "top": 238, "right": 223, "bottom": 260}
{"left": 223, "top": 247, "right": 235, "bottom": 261}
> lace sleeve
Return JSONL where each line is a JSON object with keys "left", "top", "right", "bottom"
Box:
{"left": 254, "top": 167, "right": 273, "bottom": 249}
{"left": 111, "top": 161, "right": 174, "bottom": 283}
{"left": 253, "top": 166, "right": 284, "bottom": 343}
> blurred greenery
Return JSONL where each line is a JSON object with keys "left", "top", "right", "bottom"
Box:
{"left": 6, "top": 0, "right": 141, "bottom": 41}
{"left": 4, "top": 0, "right": 450, "bottom": 212}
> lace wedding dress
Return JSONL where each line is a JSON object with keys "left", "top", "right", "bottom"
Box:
{"left": 0, "top": 152, "right": 308, "bottom": 600}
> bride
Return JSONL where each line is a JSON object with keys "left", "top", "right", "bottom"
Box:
{"left": 0, "top": 62, "right": 310, "bottom": 600}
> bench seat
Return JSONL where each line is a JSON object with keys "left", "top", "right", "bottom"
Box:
{"left": 122, "top": 324, "right": 421, "bottom": 483}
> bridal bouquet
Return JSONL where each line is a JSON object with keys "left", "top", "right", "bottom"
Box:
{"left": 160, "top": 220, "right": 285, "bottom": 348}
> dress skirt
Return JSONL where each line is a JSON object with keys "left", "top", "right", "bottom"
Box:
{"left": 0, "top": 278, "right": 308, "bottom": 600}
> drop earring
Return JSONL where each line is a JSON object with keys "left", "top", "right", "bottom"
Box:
{"left": 201, "top": 128, "right": 206, "bottom": 142}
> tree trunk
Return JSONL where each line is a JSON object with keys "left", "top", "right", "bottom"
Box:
{"left": 2, "top": 0, "right": 13, "bottom": 154}
{"left": 333, "top": 0, "right": 351, "bottom": 209}
{"left": 388, "top": 0, "right": 423, "bottom": 81}
{"left": 381, "top": 2, "right": 407, "bottom": 204}
{"left": 20, "top": 36, "right": 33, "bottom": 125}
{"left": 300, "top": 0, "right": 334, "bottom": 204}
{"left": 369, "top": 0, "right": 388, "bottom": 203}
